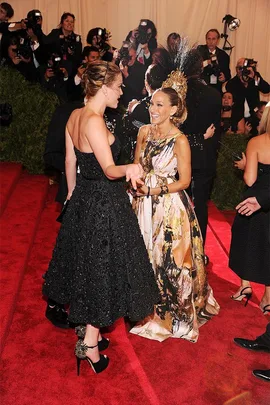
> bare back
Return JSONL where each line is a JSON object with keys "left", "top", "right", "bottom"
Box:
{"left": 66, "top": 107, "right": 115, "bottom": 153}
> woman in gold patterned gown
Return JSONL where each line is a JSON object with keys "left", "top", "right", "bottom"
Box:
{"left": 130, "top": 81, "right": 220, "bottom": 342}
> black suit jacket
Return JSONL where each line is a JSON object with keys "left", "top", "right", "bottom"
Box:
{"left": 181, "top": 79, "right": 222, "bottom": 171}
{"left": 225, "top": 74, "right": 270, "bottom": 117}
{"left": 197, "top": 45, "right": 231, "bottom": 92}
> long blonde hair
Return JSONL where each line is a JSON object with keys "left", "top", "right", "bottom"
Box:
{"left": 259, "top": 104, "right": 270, "bottom": 135}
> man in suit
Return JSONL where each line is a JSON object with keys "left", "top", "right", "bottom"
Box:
{"left": 181, "top": 49, "right": 222, "bottom": 252}
{"left": 234, "top": 192, "right": 270, "bottom": 382}
{"left": 198, "top": 29, "right": 231, "bottom": 93}
{"left": 225, "top": 58, "right": 270, "bottom": 119}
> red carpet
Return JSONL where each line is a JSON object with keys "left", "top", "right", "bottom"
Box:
{"left": 0, "top": 164, "right": 269, "bottom": 405}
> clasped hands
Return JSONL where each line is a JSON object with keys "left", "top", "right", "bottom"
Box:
{"left": 125, "top": 163, "right": 148, "bottom": 196}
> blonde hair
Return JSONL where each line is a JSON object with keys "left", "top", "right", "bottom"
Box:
{"left": 259, "top": 104, "right": 270, "bottom": 135}
{"left": 81, "top": 61, "right": 120, "bottom": 99}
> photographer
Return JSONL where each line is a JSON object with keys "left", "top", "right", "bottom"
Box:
{"left": 225, "top": 58, "right": 270, "bottom": 119}
{"left": 1, "top": 35, "right": 38, "bottom": 81}
{"left": 0, "top": 3, "right": 22, "bottom": 35}
{"left": 86, "top": 27, "right": 114, "bottom": 61}
{"left": 44, "top": 12, "right": 82, "bottom": 76}
{"left": 19, "top": 10, "right": 48, "bottom": 67}
{"left": 221, "top": 92, "right": 245, "bottom": 134}
{"left": 116, "top": 42, "right": 147, "bottom": 107}
{"left": 198, "top": 29, "right": 231, "bottom": 93}
{"left": 40, "top": 53, "right": 69, "bottom": 103}
{"left": 126, "top": 19, "right": 157, "bottom": 67}
{"left": 68, "top": 46, "right": 100, "bottom": 101}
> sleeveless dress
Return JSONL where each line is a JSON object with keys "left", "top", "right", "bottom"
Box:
{"left": 229, "top": 162, "right": 270, "bottom": 285}
{"left": 129, "top": 132, "right": 220, "bottom": 342}
{"left": 43, "top": 137, "right": 159, "bottom": 327}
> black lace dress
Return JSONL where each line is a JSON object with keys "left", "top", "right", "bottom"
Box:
{"left": 229, "top": 162, "right": 270, "bottom": 285}
{"left": 43, "top": 137, "right": 159, "bottom": 327}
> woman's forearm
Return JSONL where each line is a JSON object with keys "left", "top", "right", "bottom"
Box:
{"left": 150, "top": 179, "right": 191, "bottom": 196}
{"left": 105, "top": 164, "right": 127, "bottom": 180}
{"left": 65, "top": 159, "right": 77, "bottom": 199}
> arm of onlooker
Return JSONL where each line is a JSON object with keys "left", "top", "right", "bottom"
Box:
{"left": 236, "top": 118, "right": 245, "bottom": 134}
{"left": 256, "top": 74, "right": 270, "bottom": 93}
{"left": 243, "top": 138, "right": 258, "bottom": 186}
{"left": 244, "top": 121, "right": 252, "bottom": 135}
{"left": 222, "top": 52, "right": 231, "bottom": 81}
{"left": 236, "top": 197, "right": 261, "bottom": 216}
{"left": 65, "top": 126, "right": 77, "bottom": 199}
{"left": 236, "top": 192, "right": 270, "bottom": 215}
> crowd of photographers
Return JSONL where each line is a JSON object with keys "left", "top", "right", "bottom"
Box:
{"left": 0, "top": 2, "right": 269, "bottom": 131}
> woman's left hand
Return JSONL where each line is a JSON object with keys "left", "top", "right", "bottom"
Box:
{"left": 135, "top": 184, "right": 148, "bottom": 196}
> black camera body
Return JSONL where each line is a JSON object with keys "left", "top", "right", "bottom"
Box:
{"left": 48, "top": 54, "right": 63, "bottom": 77}
{"left": 209, "top": 55, "right": 221, "bottom": 77}
{"left": 96, "top": 28, "right": 110, "bottom": 52}
{"left": 118, "top": 41, "right": 131, "bottom": 66}
{"left": 137, "top": 20, "right": 151, "bottom": 45}
{"left": 60, "top": 33, "right": 81, "bottom": 55}
{"left": 240, "top": 58, "right": 257, "bottom": 82}
{"left": 16, "top": 37, "right": 32, "bottom": 59}
{"left": 25, "top": 11, "right": 42, "bottom": 35}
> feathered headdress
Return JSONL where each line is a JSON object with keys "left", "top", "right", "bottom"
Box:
{"left": 162, "top": 37, "right": 199, "bottom": 124}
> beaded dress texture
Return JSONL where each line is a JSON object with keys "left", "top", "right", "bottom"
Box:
{"left": 43, "top": 137, "right": 159, "bottom": 327}
{"left": 130, "top": 130, "right": 220, "bottom": 342}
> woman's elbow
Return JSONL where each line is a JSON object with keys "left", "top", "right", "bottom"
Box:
{"left": 243, "top": 174, "right": 255, "bottom": 187}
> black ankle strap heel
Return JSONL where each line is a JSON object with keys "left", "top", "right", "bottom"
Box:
{"left": 75, "top": 340, "right": 109, "bottom": 375}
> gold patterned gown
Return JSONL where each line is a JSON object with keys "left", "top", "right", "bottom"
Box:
{"left": 130, "top": 132, "right": 220, "bottom": 342}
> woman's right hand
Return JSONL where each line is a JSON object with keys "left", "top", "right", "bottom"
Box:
{"left": 126, "top": 164, "right": 144, "bottom": 189}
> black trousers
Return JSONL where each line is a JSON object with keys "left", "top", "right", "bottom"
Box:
{"left": 190, "top": 169, "right": 215, "bottom": 246}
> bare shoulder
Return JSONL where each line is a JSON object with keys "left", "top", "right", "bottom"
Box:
{"left": 85, "top": 113, "right": 107, "bottom": 132}
{"left": 138, "top": 124, "right": 151, "bottom": 140}
{"left": 68, "top": 108, "right": 81, "bottom": 122}
{"left": 175, "top": 131, "right": 189, "bottom": 146}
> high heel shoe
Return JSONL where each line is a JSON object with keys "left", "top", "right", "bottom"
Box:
{"left": 75, "top": 340, "right": 109, "bottom": 375}
{"left": 231, "top": 286, "right": 252, "bottom": 307}
{"left": 75, "top": 325, "right": 110, "bottom": 351}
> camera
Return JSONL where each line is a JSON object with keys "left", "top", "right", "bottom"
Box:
{"left": 25, "top": 11, "right": 42, "bottom": 35}
{"left": 60, "top": 33, "right": 81, "bottom": 55}
{"left": 16, "top": 37, "right": 32, "bottom": 59}
{"left": 96, "top": 28, "right": 111, "bottom": 52}
{"left": 137, "top": 20, "right": 151, "bottom": 45}
{"left": 222, "top": 105, "right": 232, "bottom": 112}
{"left": 239, "top": 58, "right": 257, "bottom": 82}
{"left": 118, "top": 41, "right": 131, "bottom": 66}
{"left": 209, "top": 54, "right": 221, "bottom": 77}
{"left": 48, "top": 54, "right": 63, "bottom": 77}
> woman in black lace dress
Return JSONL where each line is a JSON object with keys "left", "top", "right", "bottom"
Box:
{"left": 43, "top": 61, "right": 159, "bottom": 374}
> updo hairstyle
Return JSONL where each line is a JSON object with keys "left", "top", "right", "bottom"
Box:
{"left": 160, "top": 87, "right": 187, "bottom": 126}
{"left": 81, "top": 60, "right": 120, "bottom": 99}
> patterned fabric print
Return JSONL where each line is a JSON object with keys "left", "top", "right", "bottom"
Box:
{"left": 130, "top": 134, "right": 220, "bottom": 342}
